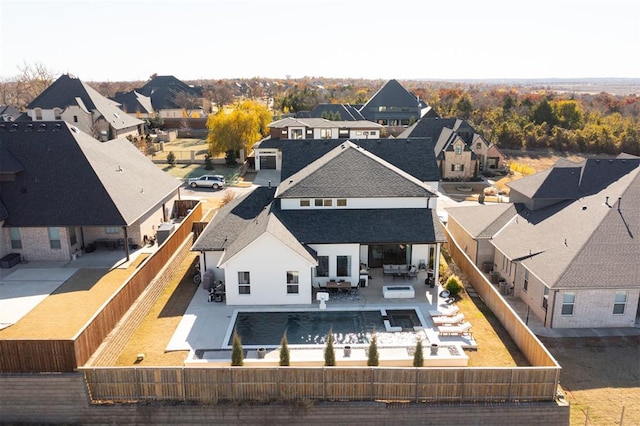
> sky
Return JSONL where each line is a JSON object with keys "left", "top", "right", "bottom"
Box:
{"left": 1, "top": 0, "right": 639, "bottom": 82}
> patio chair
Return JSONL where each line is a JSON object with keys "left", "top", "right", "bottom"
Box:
{"left": 407, "top": 267, "right": 418, "bottom": 280}
{"left": 428, "top": 305, "right": 460, "bottom": 317}
{"left": 437, "top": 321, "right": 472, "bottom": 336}
{"left": 432, "top": 313, "right": 465, "bottom": 326}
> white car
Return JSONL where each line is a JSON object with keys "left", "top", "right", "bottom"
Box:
{"left": 188, "top": 175, "right": 226, "bottom": 189}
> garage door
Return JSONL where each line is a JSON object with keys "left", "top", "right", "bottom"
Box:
{"left": 259, "top": 155, "right": 276, "bottom": 169}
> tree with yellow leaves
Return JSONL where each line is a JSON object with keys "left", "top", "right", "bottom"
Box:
{"left": 206, "top": 100, "right": 271, "bottom": 161}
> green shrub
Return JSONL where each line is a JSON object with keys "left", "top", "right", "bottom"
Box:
{"left": 439, "top": 253, "right": 451, "bottom": 283}
{"left": 279, "top": 332, "right": 290, "bottom": 366}
{"left": 445, "top": 275, "right": 464, "bottom": 297}
{"left": 367, "top": 335, "right": 379, "bottom": 366}
{"left": 413, "top": 338, "right": 424, "bottom": 367}
{"left": 231, "top": 330, "right": 243, "bottom": 366}
{"left": 166, "top": 151, "right": 176, "bottom": 166}
{"left": 324, "top": 328, "right": 335, "bottom": 366}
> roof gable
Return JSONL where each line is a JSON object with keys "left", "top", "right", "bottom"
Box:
{"left": 360, "top": 79, "right": 420, "bottom": 110}
{"left": 0, "top": 122, "right": 180, "bottom": 227}
{"left": 276, "top": 141, "right": 437, "bottom": 199}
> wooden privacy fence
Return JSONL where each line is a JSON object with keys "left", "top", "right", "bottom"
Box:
{"left": 82, "top": 366, "right": 559, "bottom": 403}
{"left": 0, "top": 202, "right": 203, "bottom": 373}
{"left": 442, "top": 227, "right": 560, "bottom": 368}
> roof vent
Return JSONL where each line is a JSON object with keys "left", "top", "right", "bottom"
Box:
{"left": 605, "top": 196, "right": 610, "bottom": 207}
{"left": 38, "top": 123, "right": 46, "bottom": 131}
{"left": 0, "top": 124, "right": 5, "bottom": 131}
{"left": 116, "top": 166, "right": 123, "bottom": 172}
{"left": 53, "top": 123, "right": 62, "bottom": 131}
{"left": 595, "top": 159, "right": 600, "bottom": 164}
{"left": 25, "top": 123, "right": 33, "bottom": 131}
{"left": 10, "top": 123, "right": 18, "bottom": 132}
{"left": 70, "top": 126, "right": 78, "bottom": 133}
{"left": 582, "top": 206, "right": 587, "bottom": 211}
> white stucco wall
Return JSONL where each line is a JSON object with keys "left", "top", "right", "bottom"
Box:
{"left": 308, "top": 243, "right": 360, "bottom": 287}
{"left": 222, "top": 233, "right": 315, "bottom": 305}
{"left": 200, "top": 250, "right": 225, "bottom": 282}
{"left": 280, "top": 197, "right": 433, "bottom": 210}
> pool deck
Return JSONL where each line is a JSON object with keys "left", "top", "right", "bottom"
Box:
{"left": 168, "top": 267, "right": 477, "bottom": 365}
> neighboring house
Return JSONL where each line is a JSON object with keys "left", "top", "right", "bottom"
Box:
{"left": 401, "top": 117, "right": 506, "bottom": 180}
{"left": 132, "top": 75, "right": 206, "bottom": 118}
{"left": 446, "top": 156, "right": 640, "bottom": 328}
{"left": 358, "top": 79, "right": 437, "bottom": 128}
{"left": 0, "top": 121, "right": 182, "bottom": 262}
{"left": 24, "top": 74, "right": 144, "bottom": 141}
{"left": 110, "top": 90, "right": 155, "bottom": 119}
{"left": 266, "top": 117, "right": 383, "bottom": 141}
{"left": 253, "top": 137, "right": 441, "bottom": 192}
{"left": 0, "top": 105, "right": 20, "bottom": 122}
{"left": 193, "top": 141, "right": 446, "bottom": 306}
{"left": 310, "top": 103, "right": 365, "bottom": 121}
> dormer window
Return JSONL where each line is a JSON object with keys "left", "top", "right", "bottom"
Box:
{"left": 34, "top": 108, "right": 43, "bottom": 120}
{"left": 455, "top": 145, "right": 463, "bottom": 155}
{"left": 54, "top": 108, "right": 62, "bottom": 120}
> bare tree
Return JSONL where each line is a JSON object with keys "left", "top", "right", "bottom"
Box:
{"left": 173, "top": 91, "right": 201, "bottom": 117}
{"left": 15, "top": 62, "right": 56, "bottom": 108}
{"left": 206, "top": 80, "right": 234, "bottom": 112}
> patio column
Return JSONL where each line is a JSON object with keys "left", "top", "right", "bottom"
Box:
{"left": 434, "top": 242, "right": 441, "bottom": 285}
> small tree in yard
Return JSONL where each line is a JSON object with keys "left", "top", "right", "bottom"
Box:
{"left": 225, "top": 149, "right": 237, "bottom": 166}
{"left": 231, "top": 330, "right": 244, "bottom": 366}
{"left": 445, "top": 275, "right": 464, "bottom": 297}
{"left": 367, "top": 334, "right": 379, "bottom": 366}
{"left": 204, "top": 154, "right": 214, "bottom": 170}
{"left": 279, "top": 332, "right": 290, "bottom": 366}
{"left": 324, "top": 328, "right": 336, "bottom": 366}
{"left": 413, "top": 338, "right": 424, "bottom": 367}
{"left": 166, "top": 151, "right": 176, "bottom": 166}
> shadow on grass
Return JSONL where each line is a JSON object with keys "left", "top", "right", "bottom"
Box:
{"left": 157, "top": 258, "right": 200, "bottom": 319}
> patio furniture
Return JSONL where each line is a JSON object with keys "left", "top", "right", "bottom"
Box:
{"left": 432, "top": 313, "right": 465, "bottom": 325}
{"left": 0, "top": 253, "right": 21, "bottom": 268}
{"left": 383, "top": 264, "right": 409, "bottom": 276}
{"left": 428, "top": 305, "right": 460, "bottom": 317}
{"left": 326, "top": 280, "right": 351, "bottom": 293}
{"left": 438, "top": 321, "right": 472, "bottom": 336}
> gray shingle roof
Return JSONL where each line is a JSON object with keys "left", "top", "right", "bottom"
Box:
{"left": 0, "top": 122, "right": 181, "bottom": 227}
{"left": 111, "top": 91, "right": 154, "bottom": 115}
{"left": 276, "top": 141, "right": 437, "bottom": 199}
{"left": 275, "top": 204, "right": 446, "bottom": 244}
{"left": 135, "top": 75, "right": 202, "bottom": 111}
{"left": 446, "top": 204, "right": 517, "bottom": 239}
{"left": 191, "top": 186, "right": 277, "bottom": 251}
{"left": 258, "top": 137, "right": 440, "bottom": 182}
{"left": 27, "top": 74, "right": 143, "bottom": 130}
{"left": 493, "top": 160, "right": 640, "bottom": 290}
{"left": 359, "top": 80, "right": 422, "bottom": 117}
{"left": 310, "top": 104, "right": 366, "bottom": 121}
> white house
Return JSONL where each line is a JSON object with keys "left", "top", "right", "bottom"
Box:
{"left": 267, "top": 117, "right": 383, "bottom": 141}
{"left": 193, "top": 141, "right": 446, "bottom": 305}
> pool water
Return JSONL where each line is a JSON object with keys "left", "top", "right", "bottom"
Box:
{"left": 229, "top": 309, "right": 423, "bottom": 346}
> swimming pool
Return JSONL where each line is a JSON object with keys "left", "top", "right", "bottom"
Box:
{"left": 227, "top": 308, "right": 424, "bottom": 347}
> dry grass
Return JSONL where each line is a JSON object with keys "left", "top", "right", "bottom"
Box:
{"left": 114, "top": 255, "right": 199, "bottom": 367}
{"left": 0, "top": 255, "right": 147, "bottom": 339}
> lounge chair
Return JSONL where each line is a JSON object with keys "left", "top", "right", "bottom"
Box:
{"left": 437, "top": 321, "right": 472, "bottom": 336}
{"left": 432, "top": 313, "right": 465, "bottom": 325}
{"left": 428, "top": 305, "right": 460, "bottom": 317}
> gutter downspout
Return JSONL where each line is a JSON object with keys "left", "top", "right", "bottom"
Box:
{"left": 549, "top": 290, "right": 558, "bottom": 328}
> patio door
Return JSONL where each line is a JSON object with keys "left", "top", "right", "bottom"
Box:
{"left": 368, "top": 244, "right": 410, "bottom": 268}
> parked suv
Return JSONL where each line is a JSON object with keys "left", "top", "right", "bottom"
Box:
{"left": 188, "top": 175, "right": 225, "bottom": 189}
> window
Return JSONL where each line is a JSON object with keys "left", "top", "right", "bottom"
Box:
{"left": 300, "top": 199, "right": 310, "bottom": 207}
{"left": 320, "top": 129, "right": 332, "bottom": 139}
{"left": 338, "top": 129, "right": 349, "bottom": 137}
{"left": 476, "top": 142, "right": 482, "bottom": 149}
{"left": 314, "top": 199, "right": 323, "bottom": 207}
{"left": 523, "top": 269, "right": 529, "bottom": 292}
{"left": 355, "top": 131, "right": 362, "bottom": 136}
{"left": 316, "top": 256, "right": 329, "bottom": 277}
{"left": 378, "top": 106, "right": 387, "bottom": 112}
{"left": 561, "top": 292, "right": 575, "bottom": 315}
{"left": 34, "top": 108, "right": 42, "bottom": 120}
{"left": 613, "top": 292, "right": 627, "bottom": 314}
{"left": 323, "top": 199, "right": 332, "bottom": 207}
{"left": 455, "top": 145, "right": 463, "bottom": 155}
{"left": 502, "top": 255, "right": 510, "bottom": 274}
{"left": 9, "top": 228, "right": 22, "bottom": 249}
{"left": 48, "top": 227, "right": 61, "bottom": 249}
{"left": 54, "top": 108, "right": 62, "bottom": 120}
{"left": 291, "top": 129, "right": 303, "bottom": 139}
{"left": 452, "top": 164, "right": 464, "bottom": 172}
{"left": 69, "top": 227, "right": 77, "bottom": 246}
{"left": 73, "top": 115, "right": 78, "bottom": 123}
{"left": 238, "top": 271, "right": 251, "bottom": 295}
{"left": 105, "top": 227, "right": 120, "bottom": 234}
{"left": 286, "top": 271, "right": 299, "bottom": 294}
{"left": 337, "top": 199, "right": 347, "bottom": 207}
{"left": 337, "top": 255, "right": 351, "bottom": 277}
